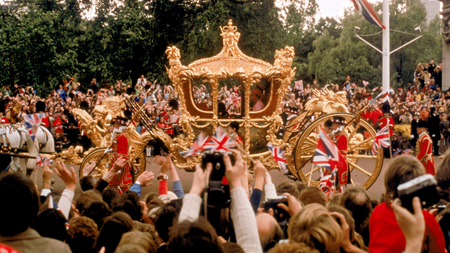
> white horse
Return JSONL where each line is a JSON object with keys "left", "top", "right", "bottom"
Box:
{"left": 0, "top": 124, "right": 55, "bottom": 175}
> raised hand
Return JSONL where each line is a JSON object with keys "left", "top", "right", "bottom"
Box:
{"left": 136, "top": 171, "right": 155, "bottom": 187}
{"left": 190, "top": 163, "right": 212, "bottom": 196}
{"left": 54, "top": 161, "right": 77, "bottom": 192}
{"left": 42, "top": 165, "right": 53, "bottom": 190}
{"left": 224, "top": 150, "right": 245, "bottom": 189}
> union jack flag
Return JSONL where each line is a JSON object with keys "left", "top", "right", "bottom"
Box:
{"left": 24, "top": 113, "right": 44, "bottom": 141}
{"left": 319, "top": 168, "right": 343, "bottom": 199}
{"left": 402, "top": 149, "right": 411, "bottom": 155}
{"left": 313, "top": 128, "right": 348, "bottom": 185}
{"left": 267, "top": 142, "right": 288, "bottom": 172}
{"left": 180, "top": 132, "right": 210, "bottom": 158}
{"left": 23, "top": 113, "right": 44, "bottom": 129}
{"left": 362, "top": 80, "right": 369, "bottom": 87}
{"left": 205, "top": 127, "right": 238, "bottom": 152}
{"left": 36, "top": 155, "right": 53, "bottom": 167}
{"left": 48, "top": 195, "right": 70, "bottom": 229}
{"left": 392, "top": 150, "right": 402, "bottom": 157}
{"left": 351, "top": 0, "right": 386, "bottom": 29}
{"left": 180, "top": 128, "right": 238, "bottom": 158}
{"left": 372, "top": 126, "right": 390, "bottom": 155}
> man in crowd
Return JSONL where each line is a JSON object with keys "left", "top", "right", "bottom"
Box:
{"left": 416, "top": 120, "right": 436, "bottom": 175}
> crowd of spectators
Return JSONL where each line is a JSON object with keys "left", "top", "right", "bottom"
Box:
{"left": 0, "top": 60, "right": 445, "bottom": 155}
{"left": 0, "top": 147, "right": 449, "bottom": 253}
{"left": 0, "top": 76, "right": 181, "bottom": 152}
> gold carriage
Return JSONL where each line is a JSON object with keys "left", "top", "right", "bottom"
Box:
{"left": 68, "top": 19, "right": 383, "bottom": 189}
{"left": 62, "top": 97, "right": 151, "bottom": 178}
{"left": 163, "top": 19, "right": 383, "bottom": 189}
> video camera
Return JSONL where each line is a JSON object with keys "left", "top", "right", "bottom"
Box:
{"left": 263, "top": 196, "right": 289, "bottom": 223}
{"left": 201, "top": 151, "right": 235, "bottom": 208}
{"left": 397, "top": 174, "right": 439, "bottom": 213}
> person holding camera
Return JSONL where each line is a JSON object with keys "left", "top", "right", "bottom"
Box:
{"left": 178, "top": 150, "right": 262, "bottom": 252}
{"left": 416, "top": 120, "right": 436, "bottom": 175}
{"left": 369, "top": 155, "right": 445, "bottom": 253}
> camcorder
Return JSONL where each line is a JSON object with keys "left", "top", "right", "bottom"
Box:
{"left": 202, "top": 151, "right": 235, "bottom": 208}
{"left": 397, "top": 174, "right": 439, "bottom": 213}
{"left": 263, "top": 196, "right": 289, "bottom": 222}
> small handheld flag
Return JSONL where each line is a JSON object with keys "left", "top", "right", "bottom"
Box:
{"left": 267, "top": 142, "right": 288, "bottom": 172}
{"left": 180, "top": 127, "right": 238, "bottom": 158}
{"left": 23, "top": 113, "right": 44, "bottom": 141}
{"left": 36, "top": 155, "right": 53, "bottom": 167}
{"left": 372, "top": 126, "right": 390, "bottom": 155}
{"left": 313, "top": 128, "right": 348, "bottom": 185}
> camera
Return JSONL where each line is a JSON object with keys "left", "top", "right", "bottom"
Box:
{"left": 264, "top": 196, "right": 289, "bottom": 222}
{"left": 201, "top": 151, "right": 234, "bottom": 208}
{"left": 397, "top": 174, "right": 439, "bottom": 213}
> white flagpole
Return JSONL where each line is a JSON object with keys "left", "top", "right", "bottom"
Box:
{"left": 382, "top": 0, "right": 390, "bottom": 98}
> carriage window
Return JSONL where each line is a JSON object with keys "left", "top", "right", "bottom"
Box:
{"left": 192, "top": 78, "right": 212, "bottom": 111}
{"left": 250, "top": 78, "right": 271, "bottom": 112}
{"left": 218, "top": 78, "right": 243, "bottom": 117}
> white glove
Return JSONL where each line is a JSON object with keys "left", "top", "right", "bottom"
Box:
{"left": 411, "top": 135, "right": 414, "bottom": 138}
{"left": 104, "top": 148, "right": 113, "bottom": 154}
{"left": 432, "top": 134, "right": 435, "bottom": 137}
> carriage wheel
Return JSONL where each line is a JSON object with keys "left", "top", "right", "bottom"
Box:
{"left": 289, "top": 113, "right": 383, "bottom": 190}
{"left": 79, "top": 147, "right": 146, "bottom": 179}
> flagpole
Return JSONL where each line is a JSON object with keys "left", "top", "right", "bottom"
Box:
{"left": 383, "top": 0, "right": 393, "bottom": 159}
{"left": 382, "top": 0, "right": 390, "bottom": 97}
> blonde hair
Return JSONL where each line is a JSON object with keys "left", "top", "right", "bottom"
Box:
{"left": 288, "top": 204, "right": 342, "bottom": 253}
{"left": 269, "top": 242, "right": 320, "bottom": 253}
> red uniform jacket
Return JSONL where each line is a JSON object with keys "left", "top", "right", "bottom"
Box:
{"left": 333, "top": 132, "right": 348, "bottom": 184}
{"left": 109, "top": 130, "right": 133, "bottom": 192}
{"left": 41, "top": 117, "right": 49, "bottom": 128}
{"left": 369, "top": 202, "right": 446, "bottom": 253}
{"left": 53, "top": 117, "right": 64, "bottom": 134}
{"left": 416, "top": 132, "right": 436, "bottom": 175}
{"left": 379, "top": 117, "right": 394, "bottom": 136}
{"left": 371, "top": 110, "right": 383, "bottom": 124}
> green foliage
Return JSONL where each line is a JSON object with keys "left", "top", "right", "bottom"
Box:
{"left": 308, "top": 0, "right": 442, "bottom": 89}
{"left": 0, "top": 0, "right": 443, "bottom": 95}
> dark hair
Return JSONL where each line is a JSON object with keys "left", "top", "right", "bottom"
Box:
{"left": 111, "top": 191, "right": 142, "bottom": 221}
{"left": 80, "top": 176, "right": 95, "bottom": 191}
{"left": 76, "top": 190, "right": 102, "bottom": 214}
{"left": 0, "top": 173, "right": 39, "bottom": 236}
{"left": 102, "top": 188, "right": 119, "bottom": 209}
{"left": 67, "top": 216, "right": 99, "bottom": 253}
{"left": 155, "top": 199, "right": 183, "bottom": 242}
{"left": 95, "top": 212, "right": 134, "bottom": 253}
{"left": 340, "top": 188, "right": 372, "bottom": 234}
{"left": 437, "top": 153, "right": 450, "bottom": 190}
{"left": 167, "top": 217, "right": 225, "bottom": 253}
{"left": 276, "top": 180, "right": 299, "bottom": 198}
{"left": 31, "top": 209, "right": 68, "bottom": 241}
{"left": 82, "top": 200, "right": 112, "bottom": 229}
{"left": 299, "top": 187, "right": 326, "bottom": 206}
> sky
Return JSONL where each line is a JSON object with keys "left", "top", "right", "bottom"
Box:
{"left": 316, "top": 0, "right": 378, "bottom": 18}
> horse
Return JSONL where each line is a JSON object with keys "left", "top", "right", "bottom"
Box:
{"left": 0, "top": 123, "right": 55, "bottom": 175}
